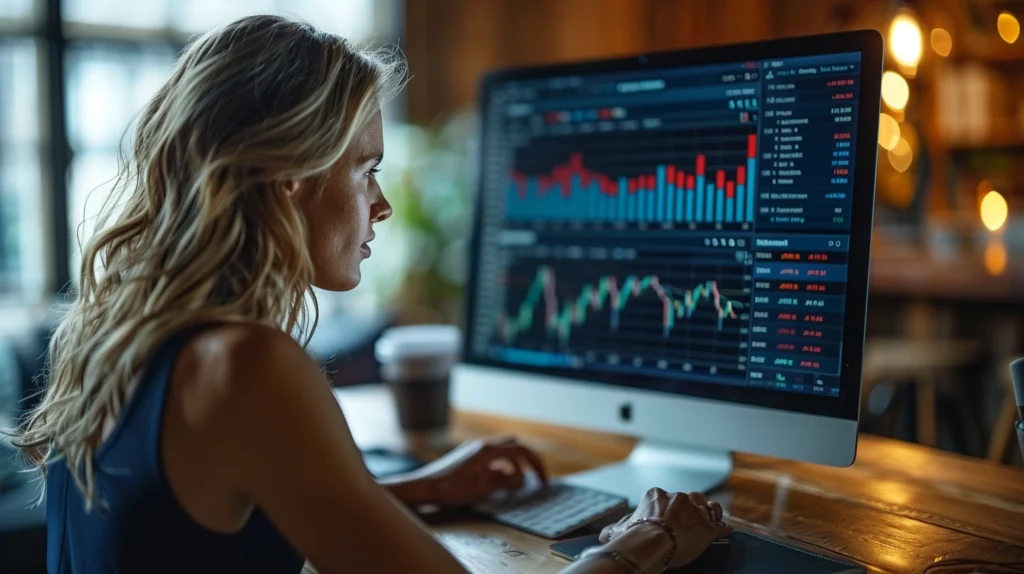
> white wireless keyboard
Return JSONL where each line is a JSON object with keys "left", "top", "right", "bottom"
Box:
{"left": 475, "top": 476, "right": 629, "bottom": 539}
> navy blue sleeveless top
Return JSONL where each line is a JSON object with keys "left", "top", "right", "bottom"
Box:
{"left": 46, "top": 326, "right": 305, "bottom": 573}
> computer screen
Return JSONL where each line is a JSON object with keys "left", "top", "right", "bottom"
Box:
{"left": 464, "top": 38, "right": 878, "bottom": 421}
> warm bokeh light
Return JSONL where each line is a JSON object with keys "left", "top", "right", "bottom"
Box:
{"left": 878, "top": 113, "right": 901, "bottom": 150}
{"left": 881, "top": 71, "right": 909, "bottom": 110}
{"left": 889, "top": 13, "right": 923, "bottom": 67}
{"left": 887, "top": 138, "right": 913, "bottom": 172}
{"left": 998, "top": 12, "right": 1020, "bottom": 44}
{"left": 984, "top": 238, "right": 1008, "bottom": 276}
{"left": 897, "top": 119, "right": 918, "bottom": 147}
{"left": 930, "top": 28, "right": 952, "bottom": 56}
{"left": 980, "top": 190, "right": 1009, "bottom": 231}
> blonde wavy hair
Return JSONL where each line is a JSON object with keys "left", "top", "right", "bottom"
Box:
{"left": 12, "top": 14, "right": 406, "bottom": 507}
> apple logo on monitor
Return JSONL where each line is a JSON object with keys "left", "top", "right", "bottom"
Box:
{"left": 619, "top": 403, "right": 633, "bottom": 423}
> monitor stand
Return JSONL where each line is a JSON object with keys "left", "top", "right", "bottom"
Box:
{"left": 561, "top": 440, "right": 733, "bottom": 507}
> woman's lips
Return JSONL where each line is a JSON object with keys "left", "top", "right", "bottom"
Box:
{"left": 360, "top": 233, "right": 375, "bottom": 258}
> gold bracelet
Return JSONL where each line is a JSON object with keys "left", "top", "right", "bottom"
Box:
{"left": 624, "top": 518, "right": 677, "bottom": 572}
{"left": 578, "top": 548, "right": 644, "bottom": 574}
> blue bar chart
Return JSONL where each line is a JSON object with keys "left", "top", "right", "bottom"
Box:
{"left": 505, "top": 136, "right": 757, "bottom": 225}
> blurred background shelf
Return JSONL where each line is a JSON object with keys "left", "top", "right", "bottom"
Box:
{"left": 870, "top": 244, "right": 1024, "bottom": 302}
{"left": 947, "top": 132, "right": 1024, "bottom": 151}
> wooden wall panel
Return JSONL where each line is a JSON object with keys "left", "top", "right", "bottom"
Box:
{"left": 403, "top": 0, "right": 887, "bottom": 123}
{"left": 656, "top": 0, "right": 773, "bottom": 48}
{"left": 545, "top": 0, "right": 650, "bottom": 61}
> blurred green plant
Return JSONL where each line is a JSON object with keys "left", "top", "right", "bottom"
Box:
{"left": 369, "top": 112, "right": 477, "bottom": 325}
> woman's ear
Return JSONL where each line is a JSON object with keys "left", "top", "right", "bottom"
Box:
{"left": 284, "top": 179, "right": 301, "bottom": 196}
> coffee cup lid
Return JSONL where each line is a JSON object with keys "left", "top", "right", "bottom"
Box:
{"left": 375, "top": 324, "right": 461, "bottom": 363}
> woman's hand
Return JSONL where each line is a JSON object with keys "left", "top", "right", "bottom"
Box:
{"left": 598, "top": 487, "right": 732, "bottom": 570}
{"left": 401, "top": 437, "right": 548, "bottom": 508}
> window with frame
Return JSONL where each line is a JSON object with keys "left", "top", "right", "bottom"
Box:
{"left": 0, "top": 1, "right": 46, "bottom": 305}
{"left": 0, "top": 0, "right": 402, "bottom": 324}
{"left": 62, "top": 0, "right": 395, "bottom": 294}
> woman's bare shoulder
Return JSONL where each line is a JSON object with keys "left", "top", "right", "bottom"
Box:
{"left": 170, "top": 322, "right": 320, "bottom": 424}
{"left": 161, "top": 322, "right": 335, "bottom": 532}
{"left": 187, "top": 322, "right": 304, "bottom": 359}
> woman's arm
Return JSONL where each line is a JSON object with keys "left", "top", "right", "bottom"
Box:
{"left": 179, "top": 324, "right": 707, "bottom": 574}
{"left": 564, "top": 523, "right": 675, "bottom": 574}
{"left": 210, "top": 326, "right": 467, "bottom": 574}
{"left": 377, "top": 473, "right": 439, "bottom": 507}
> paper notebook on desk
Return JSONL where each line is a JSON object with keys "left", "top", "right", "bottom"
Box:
{"left": 552, "top": 530, "right": 865, "bottom": 574}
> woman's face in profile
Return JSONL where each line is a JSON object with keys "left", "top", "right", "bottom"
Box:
{"left": 292, "top": 110, "right": 392, "bottom": 291}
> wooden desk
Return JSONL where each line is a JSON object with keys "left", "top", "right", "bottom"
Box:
{"left": 336, "top": 385, "right": 1024, "bottom": 574}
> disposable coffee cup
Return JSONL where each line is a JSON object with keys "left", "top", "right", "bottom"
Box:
{"left": 375, "top": 325, "right": 461, "bottom": 432}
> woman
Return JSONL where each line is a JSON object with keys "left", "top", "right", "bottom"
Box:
{"left": 14, "top": 15, "right": 731, "bottom": 574}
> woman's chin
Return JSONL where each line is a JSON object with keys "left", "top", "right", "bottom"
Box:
{"left": 313, "top": 269, "right": 360, "bottom": 292}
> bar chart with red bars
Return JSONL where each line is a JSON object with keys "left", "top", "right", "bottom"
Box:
{"left": 505, "top": 134, "right": 757, "bottom": 225}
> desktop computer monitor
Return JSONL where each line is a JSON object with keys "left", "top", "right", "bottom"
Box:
{"left": 452, "top": 31, "right": 883, "bottom": 503}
